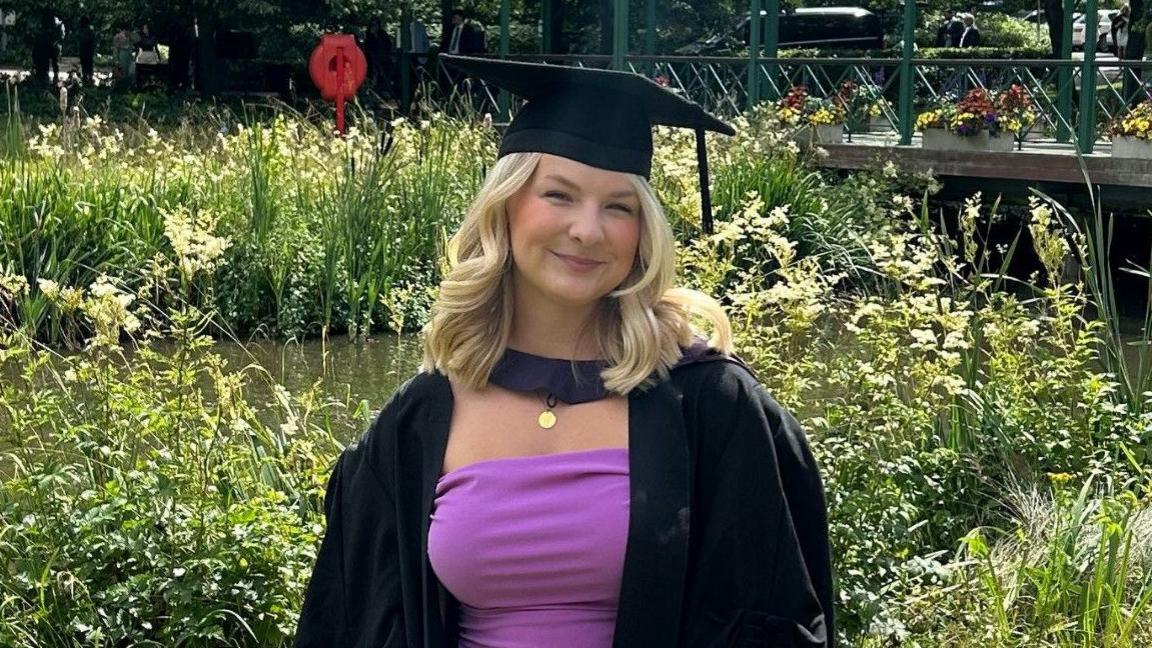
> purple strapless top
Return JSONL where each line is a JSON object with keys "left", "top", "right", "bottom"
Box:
{"left": 428, "top": 447, "right": 631, "bottom": 648}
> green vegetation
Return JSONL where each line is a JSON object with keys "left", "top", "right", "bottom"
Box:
{"left": 0, "top": 101, "right": 486, "bottom": 344}
{"left": 1, "top": 102, "right": 1150, "bottom": 646}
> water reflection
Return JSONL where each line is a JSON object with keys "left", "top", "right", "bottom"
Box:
{"left": 212, "top": 334, "right": 424, "bottom": 407}
{"left": 206, "top": 334, "right": 425, "bottom": 443}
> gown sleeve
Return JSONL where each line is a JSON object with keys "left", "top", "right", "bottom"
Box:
{"left": 681, "top": 361, "right": 835, "bottom": 648}
{"left": 294, "top": 404, "right": 407, "bottom": 648}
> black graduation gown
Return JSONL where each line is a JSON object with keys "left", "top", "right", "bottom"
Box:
{"left": 294, "top": 357, "right": 835, "bottom": 647}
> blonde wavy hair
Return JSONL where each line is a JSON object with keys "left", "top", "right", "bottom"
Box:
{"left": 422, "top": 152, "right": 732, "bottom": 395}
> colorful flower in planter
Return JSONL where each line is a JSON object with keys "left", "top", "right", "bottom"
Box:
{"left": 837, "top": 80, "right": 892, "bottom": 121}
{"left": 1109, "top": 100, "right": 1152, "bottom": 140}
{"left": 808, "top": 106, "right": 842, "bottom": 126}
{"left": 995, "top": 84, "right": 1038, "bottom": 136}
{"left": 915, "top": 108, "right": 948, "bottom": 131}
{"left": 950, "top": 89, "right": 1001, "bottom": 137}
{"left": 915, "top": 87, "right": 1036, "bottom": 138}
{"left": 775, "top": 85, "right": 846, "bottom": 127}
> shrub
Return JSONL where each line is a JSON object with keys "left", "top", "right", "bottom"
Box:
{"left": 2, "top": 102, "right": 1151, "bottom": 648}
{"left": 0, "top": 308, "right": 356, "bottom": 645}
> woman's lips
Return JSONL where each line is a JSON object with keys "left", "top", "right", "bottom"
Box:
{"left": 552, "top": 251, "right": 604, "bottom": 272}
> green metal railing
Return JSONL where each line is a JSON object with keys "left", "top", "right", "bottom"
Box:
{"left": 437, "top": 53, "right": 1152, "bottom": 153}
{"left": 404, "top": 0, "right": 1152, "bottom": 154}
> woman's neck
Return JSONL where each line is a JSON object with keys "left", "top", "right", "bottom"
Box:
{"left": 507, "top": 300, "right": 602, "bottom": 361}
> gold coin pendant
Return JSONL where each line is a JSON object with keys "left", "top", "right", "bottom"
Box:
{"left": 538, "top": 410, "right": 557, "bottom": 429}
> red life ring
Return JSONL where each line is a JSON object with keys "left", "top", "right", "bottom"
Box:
{"left": 308, "top": 34, "right": 367, "bottom": 101}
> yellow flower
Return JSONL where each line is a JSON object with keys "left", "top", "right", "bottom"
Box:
{"left": 915, "top": 110, "right": 943, "bottom": 131}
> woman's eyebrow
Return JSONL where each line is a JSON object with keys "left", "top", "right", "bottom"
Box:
{"left": 541, "top": 174, "right": 637, "bottom": 199}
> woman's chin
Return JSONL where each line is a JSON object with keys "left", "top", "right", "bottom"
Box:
{"left": 540, "top": 281, "right": 612, "bottom": 309}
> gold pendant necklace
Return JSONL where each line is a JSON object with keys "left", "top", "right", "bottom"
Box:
{"left": 537, "top": 392, "right": 559, "bottom": 429}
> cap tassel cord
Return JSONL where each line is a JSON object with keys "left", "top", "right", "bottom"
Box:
{"left": 695, "top": 128, "right": 714, "bottom": 236}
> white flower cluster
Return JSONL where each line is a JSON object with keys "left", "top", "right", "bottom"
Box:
{"left": 36, "top": 278, "right": 83, "bottom": 310}
{"left": 82, "top": 275, "right": 141, "bottom": 347}
{"left": 162, "top": 206, "right": 232, "bottom": 280}
{"left": 0, "top": 271, "right": 29, "bottom": 298}
{"left": 1027, "top": 196, "right": 1072, "bottom": 285}
{"left": 868, "top": 232, "right": 946, "bottom": 290}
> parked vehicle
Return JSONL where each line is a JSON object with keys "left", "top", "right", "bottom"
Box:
{"left": 674, "top": 7, "right": 884, "bottom": 55}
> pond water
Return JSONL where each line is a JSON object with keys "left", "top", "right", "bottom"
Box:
{"left": 7, "top": 311, "right": 1151, "bottom": 449}
{"left": 210, "top": 334, "right": 425, "bottom": 410}
{"left": 0, "top": 334, "right": 425, "bottom": 448}
{"left": 206, "top": 334, "right": 426, "bottom": 441}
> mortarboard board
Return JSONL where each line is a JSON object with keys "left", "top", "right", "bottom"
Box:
{"left": 441, "top": 55, "right": 735, "bottom": 235}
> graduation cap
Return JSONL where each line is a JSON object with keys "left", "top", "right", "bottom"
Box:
{"left": 441, "top": 55, "right": 736, "bottom": 235}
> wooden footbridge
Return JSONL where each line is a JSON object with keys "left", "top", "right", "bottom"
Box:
{"left": 423, "top": 0, "right": 1152, "bottom": 205}
{"left": 818, "top": 133, "right": 1152, "bottom": 206}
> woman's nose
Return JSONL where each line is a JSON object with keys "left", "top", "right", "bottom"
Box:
{"left": 567, "top": 205, "right": 606, "bottom": 245}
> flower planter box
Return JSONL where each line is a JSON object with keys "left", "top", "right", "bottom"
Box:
{"left": 1111, "top": 135, "right": 1152, "bottom": 158}
{"left": 921, "top": 128, "right": 1014, "bottom": 153}
{"left": 792, "top": 124, "right": 843, "bottom": 149}
{"left": 795, "top": 124, "right": 844, "bottom": 147}
{"left": 815, "top": 124, "right": 844, "bottom": 143}
{"left": 868, "top": 116, "right": 892, "bottom": 132}
{"left": 1021, "top": 129, "right": 1047, "bottom": 142}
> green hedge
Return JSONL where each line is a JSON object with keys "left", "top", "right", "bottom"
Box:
{"left": 779, "top": 46, "right": 1053, "bottom": 59}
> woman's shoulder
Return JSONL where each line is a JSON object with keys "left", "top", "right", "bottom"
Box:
{"left": 355, "top": 371, "right": 448, "bottom": 444}
{"left": 375, "top": 370, "right": 450, "bottom": 422}
{"left": 670, "top": 346, "right": 761, "bottom": 403}
{"left": 669, "top": 348, "right": 803, "bottom": 443}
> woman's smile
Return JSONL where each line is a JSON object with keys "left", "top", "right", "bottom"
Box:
{"left": 551, "top": 250, "right": 606, "bottom": 273}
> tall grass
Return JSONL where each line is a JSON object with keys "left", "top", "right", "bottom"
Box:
{"left": 3, "top": 85, "right": 25, "bottom": 159}
{"left": 0, "top": 102, "right": 495, "bottom": 344}
{"left": 958, "top": 477, "right": 1152, "bottom": 647}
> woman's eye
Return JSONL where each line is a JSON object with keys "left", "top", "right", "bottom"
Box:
{"left": 608, "top": 203, "right": 635, "bottom": 214}
{"left": 543, "top": 191, "right": 571, "bottom": 201}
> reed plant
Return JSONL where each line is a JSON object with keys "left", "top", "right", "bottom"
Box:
{"left": 3, "top": 85, "right": 25, "bottom": 159}
{"left": 876, "top": 476, "right": 1152, "bottom": 647}
{"left": 0, "top": 102, "right": 494, "bottom": 344}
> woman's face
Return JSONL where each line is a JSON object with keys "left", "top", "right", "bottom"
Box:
{"left": 505, "top": 154, "right": 642, "bottom": 313}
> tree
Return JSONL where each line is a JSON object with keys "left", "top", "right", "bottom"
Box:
{"left": 1043, "top": 0, "right": 1064, "bottom": 58}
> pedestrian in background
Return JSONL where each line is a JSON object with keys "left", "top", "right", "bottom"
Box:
{"left": 363, "top": 18, "right": 393, "bottom": 95}
{"left": 135, "top": 23, "right": 159, "bottom": 65}
{"left": 1111, "top": 4, "right": 1130, "bottom": 59}
{"left": 936, "top": 9, "right": 965, "bottom": 47}
{"left": 77, "top": 16, "right": 96, "bottom": 86}
{"left": 167, "top": 17, "right": 195, "bottom": 91}
{"left": 112, "top": 28, "right": 134, "bottom": 86}
{"left": 958, "top": 14, "right": 981, "bottom": 47}
{"left": 31, "top": 13, "right": 61, "bottom": 85}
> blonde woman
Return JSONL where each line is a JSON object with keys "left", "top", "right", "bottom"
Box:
{"left": 295, "top": 57, "right": 835, "bottom": 648}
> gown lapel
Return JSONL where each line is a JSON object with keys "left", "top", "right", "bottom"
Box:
{"left": 612, "top": 378, "right": 691, "bottom": 646}
{"left": 419, "top": 375, "right": 455, "bottom": 646}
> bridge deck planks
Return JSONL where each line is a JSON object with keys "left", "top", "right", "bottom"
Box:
{"left": 815, "top": 133, "right": 1152, "bottom": 189}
